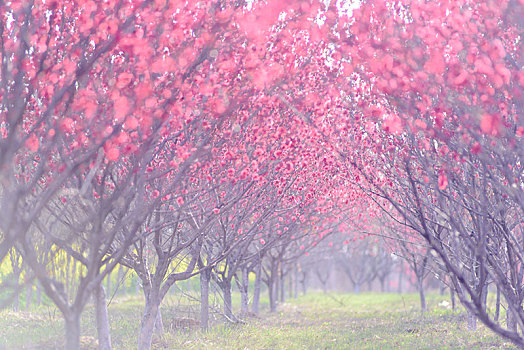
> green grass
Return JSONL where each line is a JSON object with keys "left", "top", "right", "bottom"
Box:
{"left": 0, "top": 291, "right": 516, "bottom": 349}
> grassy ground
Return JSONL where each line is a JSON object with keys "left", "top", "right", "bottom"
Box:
{"left": 0, "top": 291, "right": 515, "bottom": 349}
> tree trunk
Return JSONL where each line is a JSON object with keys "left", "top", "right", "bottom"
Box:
{"left": 397, "top": 265, "right": 403, "bottom": 294}
{"left": 321, "top": 279, "right": 327, "bottom": 294}
{"left": 301, "top": 272, "right": 308, "bottom": 295}
{"left": 275, "top": 270, "right": 280, "bottom": 306}
{"left": 36, "top": 281, "right": 42, "bottom": 306}
{"left": 138, "top": 295, "right": 160, "bottom": 350}
{"left": 268, "top": 278, "right": 277, "bottom": 312}
{"left": 240, "top": 267, "right": 249, "bottom": 318}
{"left": 26, "top": 282, "right": 33, "bottom": 310}
{"left": 280, "top": 270, "right": 285, "bottom": 303}
{"left": 481, "top": 283, "right": 488, "bottom": 312}
{"left": 252, "top": 264, "right": 261, "bottom": 315}
{"left": 95, "top": 285, "right": 112, "bottom": 350}
{"left": 467, "top": 309, "right": 477, "bottom": 331}
{"left": 450, "top": 287, "right": 456, "bottom": 310}
{"left": 13, "top": 270, "right": 20, "bottom": 311}
{"left": 13, "top": 291, "right": 19, "bottom": 311}
{"left": 354, "top": 283, "right": 360, "bottom": 294}
{"left": 288, "top": 273, "right": 292, "bottom": 300}
{"left": 200, "top": 270, "right": 210, "bottom": 331}
{"left": 222, "top": 279, "right": 233, "bottom": 320}
{"left": 155, "top": 307, "right": 164, "bottom": 335}
{"left": 380, "top": 277, "right": 385, "bottom": 293}
{"left": 418, "top": 278, "right": 427, "bottom": 313}
{"left": 507, "top": 307, "right": 518, "bottom": 333}
{"left": 65, "top": 313, "right": 81, "bottom": 350}
{"left": 294, "top": 264, "right": 299, "bottom": 299}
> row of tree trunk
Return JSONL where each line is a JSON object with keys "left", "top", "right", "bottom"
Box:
{"left": 12, "top": 258, "right": 519, "bottom": 349}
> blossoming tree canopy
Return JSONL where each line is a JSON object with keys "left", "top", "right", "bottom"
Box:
{"left": 0, "top": 0, "right": 372, "bottom": 276}
{"left": 0, "top": 1, "right": 303, "bottom": 256}
{"left": 0, "top": 0, "right": 350, "bottom": 191}
{"left": 341, "top": 0, "right": 524, "bottom": 137}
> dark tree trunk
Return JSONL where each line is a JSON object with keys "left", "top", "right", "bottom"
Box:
{"left": 269, "top": 287, "right": 276, "bottom": 312}
{"left": 450, "top": 287, "right": 456, "bottom": 310}
{"left": 222, "top": 279, "right": 233, "bottom": 320}
{"left": 240, "top": 267, "right": 249, "bottom": 318}
{"left": 417, "top": 278, "right": 427, "bottom": 313}
{"left": 65, "top": 313, "right": 81, "bottom": 350}
{"left": 95, "top": 285, "right": 112, "bottom": 350}
{"left": 252, "top": 264, "right": 261, "bottom": 315}
{"left": 200, "top": 270, "right": 210, "bottom": 331}
{"left": 268, "top": 278, "right": 277, "bottom": 312}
